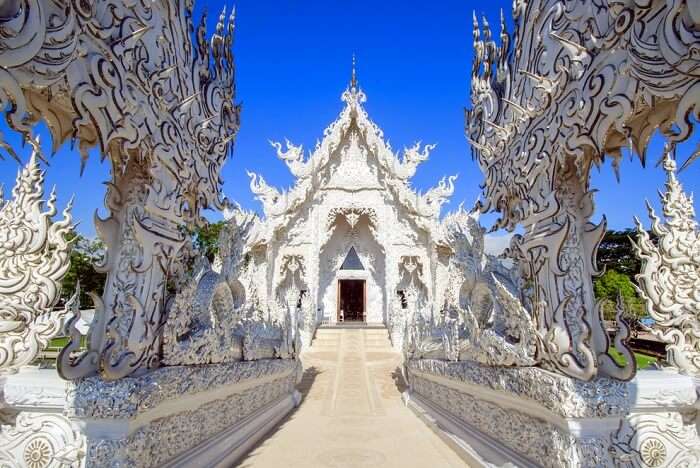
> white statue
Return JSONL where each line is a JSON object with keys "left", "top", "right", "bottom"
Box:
{"left": 634, "top": 152, "right": 700, "bottom": 376}
{"left": 465, "top": 1, "right": 698, "bottom": 380}
{"left": 0, "top": 151, "right": 75, "bottom": 372}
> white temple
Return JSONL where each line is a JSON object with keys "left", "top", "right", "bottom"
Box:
{"left": 242, "top": 71, "right": 458, "bottom": 330}
{"left": 1, "top": 1, "right": 699, "bottom": 466}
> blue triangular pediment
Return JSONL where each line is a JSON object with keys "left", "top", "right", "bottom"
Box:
{"left": 341, "top": 246, "right": 364, "bottom": 270}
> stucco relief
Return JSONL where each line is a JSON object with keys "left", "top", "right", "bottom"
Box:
{"left": 612, "top": 412, "right": 700, "bottom": 467}
{"left": 243, "top": 78, "right": 458, "bottom": 329}
{"left": 0, "top": 412, "right": 85, "bottom": 468}
{"left": 633, "top": 153, "right": 700, "bottom": 377}
{"left": 0, "top": 153, "right": 75, "bottom": 373}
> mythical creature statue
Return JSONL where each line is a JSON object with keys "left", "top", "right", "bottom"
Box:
{"left": 407, "top": 205, "right": 636, "bottom": 377}
{"left": 0, "top": 152, "right": 75, "bottom": 372}
{"left": 465, "top": 1, "right": 698, "bottom": 380}
{"left": 634, "top": 152, "right": 700, "bottom": 376}
{"left": 0, "top": 1, "right": 241, "bottom": 380}
{"left": 160, "top": 207, "right": 294, "bottom": 366}
{"left": 405, "top": 207, "right": 539, "bottom": 366}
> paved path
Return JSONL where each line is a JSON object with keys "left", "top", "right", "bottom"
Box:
{"left": 238, "top": 327, "right": 466, "bottom": 468}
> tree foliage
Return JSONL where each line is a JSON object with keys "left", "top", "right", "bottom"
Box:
{"left": 596, "top": 229, "right": 643, "bottom": 276}
{"left": 594, "top": 229, "right": 652, "bottom": 320}
{"left": 191, "top": 220, "right": 226, "bottom": 260}
{"left": 61, "top": 232, "right": 107, "bottom": 306}
{"left": 594, "top": 269, "right": 645, "bottom": 319}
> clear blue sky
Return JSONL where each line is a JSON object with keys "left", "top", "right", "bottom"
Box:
{"left": 0, "top": 0, "right": 698, "bottom": 237}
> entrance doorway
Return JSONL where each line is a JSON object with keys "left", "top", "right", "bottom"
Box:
{"left": 338, "top": 279, "right": 365, "bottom": 322}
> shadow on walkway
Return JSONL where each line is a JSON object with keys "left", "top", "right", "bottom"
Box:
{"left": 391, "top": 366, "right": 408, "bottom": 393}
{"left": 237, "top": 366, "right": 321, "bottom": 467}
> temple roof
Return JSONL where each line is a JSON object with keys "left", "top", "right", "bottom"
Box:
{"left": 246, "top": 76, "right": 457, "bottom": 245}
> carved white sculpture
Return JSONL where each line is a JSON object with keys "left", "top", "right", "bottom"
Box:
{"left": 0, "top": 1, "right": 241, "bottom": 380}
{"left": 0, "top": 152, "right": 74, "bottom": 372}
{"left": 465, "top": 1, "right": 698, "bottom": 381}
{"left": 404, "top": 206, "right": 541, "bottom": 367}
{"left": 634, "top": 152, "right": 700, "bottom": 376}
{"left": 158, "top": 206, "right": 299, "bottom": 366}
{"left": 0, "top": 412, "right": 85, "bottom": 467}
{"left": 243, "top": 71, "right": 458, "bottom": 337}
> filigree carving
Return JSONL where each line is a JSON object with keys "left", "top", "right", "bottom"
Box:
{"left": 464, "top": 1, "right": 695, "bottom": 380}
{"left": 0, "top": 1, "right": 241, "bottom": 380}
{"left": 0, "top": 412, "right": 85, "bottom": 467}
{"left": 0, "top": 152, "right": 74, "bottom": 372}
{"left": 633, "top": 153, "right": 700, "bottom": 376}
{"left": 248, "top": 81, "right": 455, "bottom": 245}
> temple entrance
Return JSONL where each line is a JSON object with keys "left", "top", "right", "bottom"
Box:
{"left": 338, "top": 279, "right": 365, "bottom": 322}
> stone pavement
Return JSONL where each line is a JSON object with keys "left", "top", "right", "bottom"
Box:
{"left": 238, "top": 327, "right": 467, "bottom": 468}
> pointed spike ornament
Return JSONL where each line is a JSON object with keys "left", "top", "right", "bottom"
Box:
{"left": 633, "top": 148, "right": 700, "bottom": 376}
{"left": 351, "top": 54, "right": 358, "bottom": 90}
{"left": 0, "top": 151, "right": 75, "bottom": 372}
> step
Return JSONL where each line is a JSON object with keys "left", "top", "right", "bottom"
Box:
{"left": 318, "top": 323, "right": 387, "bottom": 330}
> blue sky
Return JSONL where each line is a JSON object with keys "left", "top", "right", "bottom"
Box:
{"left": 0, "top": 0, "right": 698, "bottom": 237}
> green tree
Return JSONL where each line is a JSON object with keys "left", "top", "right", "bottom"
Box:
{"left": 191, "top": 220, "right": 226, "bottom": 261}
{"left": 594, "top": 229, "right": 656, "bottom": 320}
{"left": 61, "top": 232, "right": 107, "bottom": 306}
{"left": 596, "top": 229, "right": 643, "bottom": 276}
{"left": 593, "top": 269, "right": 645, "bottom": 320}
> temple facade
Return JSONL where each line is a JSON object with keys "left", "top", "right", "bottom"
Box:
{"left": 242, "top": 77, "right": 458, "bottom": 332}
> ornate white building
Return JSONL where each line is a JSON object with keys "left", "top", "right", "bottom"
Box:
{"left": 243, "top": 73, "right": 458, "bottom": 330}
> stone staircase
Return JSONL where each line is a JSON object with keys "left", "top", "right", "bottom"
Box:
{"left": 307, "top": 325, "right": 394, "bottom": 353}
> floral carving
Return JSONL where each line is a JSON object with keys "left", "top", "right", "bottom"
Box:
{"left": 612, "top": 412, "right": 700, "bottom": 467}
{"left": 0, "top": 152, "right": 75, "bottom": 372}
{"left": 0, "top": 412, "right": 85, "bottom": 467}
{"left": 23, "top": 439, "right": 51, "bottom": 468}
{"left": 640, "top": 438, "right": 667, "bottom": 467}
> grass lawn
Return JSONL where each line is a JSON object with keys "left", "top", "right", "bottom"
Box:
{"left": 608, "top": 347, "right": 657, "bottom": 369}
{"left": 48, "top": 336, "right": 71, "bottom": 348}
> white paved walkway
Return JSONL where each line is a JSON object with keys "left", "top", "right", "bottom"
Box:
{"left": 238, "top": 327, "right": 466, "bottom": 468}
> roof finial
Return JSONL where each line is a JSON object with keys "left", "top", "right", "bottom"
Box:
{"left": 351, "top": 54, "right": 358, "bottom": 90}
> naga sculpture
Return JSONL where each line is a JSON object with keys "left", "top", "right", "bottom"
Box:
{"left": 0, "top": 1, "right": 241, "bottom": 380}
{"left": 634, "top": 152, "right": 700, "bottom": 376}
{"left": 466, "top": 1, "right": 698, "bottom": 380}
{"left": 158, "top": 206, "right": 299, "bottom": 366}
{"left": 404, "top": 206, "right": 541, "bottom": 367}
{"left": 0, "top": 152, "right": 75, "bottom": 372}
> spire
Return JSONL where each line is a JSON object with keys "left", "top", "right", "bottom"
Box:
{"left": 350, "top": 54, "right": 358, "bottom": 90}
